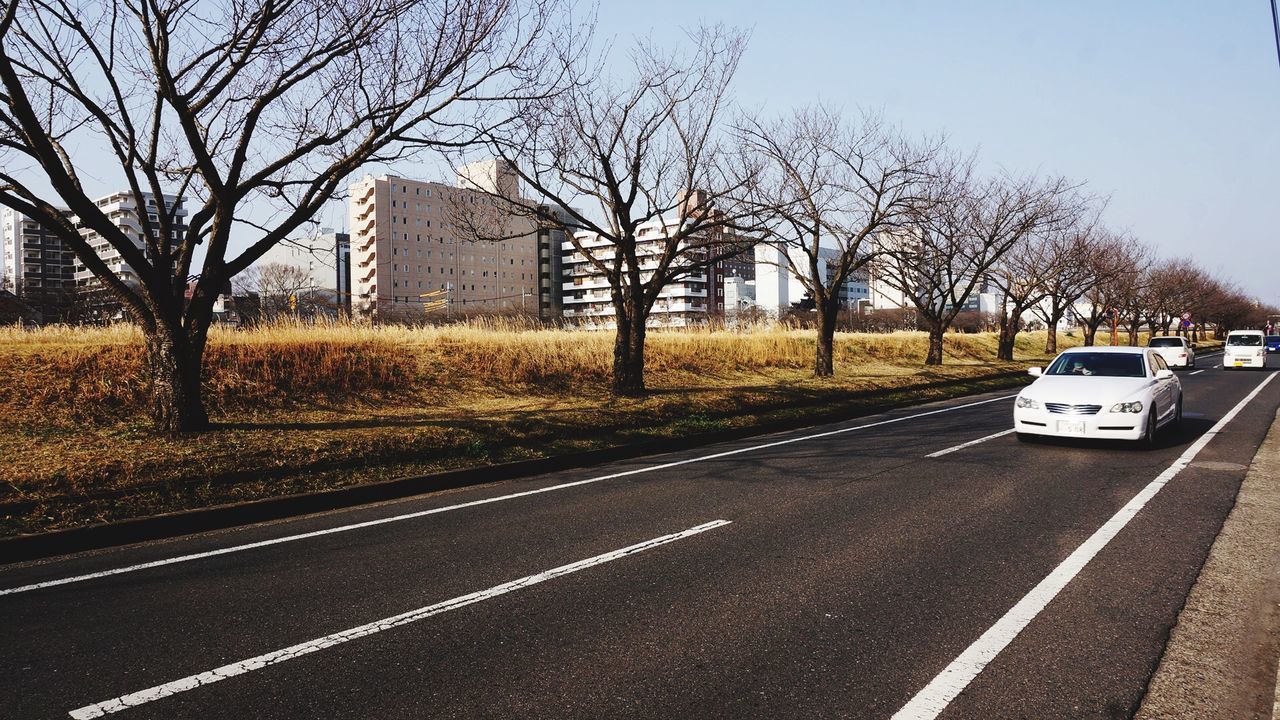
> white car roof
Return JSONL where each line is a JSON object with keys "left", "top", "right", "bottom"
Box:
{"left": 1227, "top": 330, "right": 1264, "bottom": 335}
{"left": 1059, "top": 346, "right": 1150, "bottom": 354}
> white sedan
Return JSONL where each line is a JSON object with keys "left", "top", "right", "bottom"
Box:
{"left": 1013, "top": 346, "right": 1183, "bottom": 446}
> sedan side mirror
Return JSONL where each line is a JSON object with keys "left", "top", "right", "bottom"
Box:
{"left": 1156, "top": 369, "right": 1174, "bottom": 379}
{"left": 1028, "top": 367, "right": 1043, "bottom": 377}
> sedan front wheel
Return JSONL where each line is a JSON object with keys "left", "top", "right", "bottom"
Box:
{"left": 1139, "top": 406, "right": 1159, "bottom": 449}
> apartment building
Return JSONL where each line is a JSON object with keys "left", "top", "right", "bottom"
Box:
{"left": 74, "top": 191, "right": 189, "bottom": 321}
{"left": 1, "top": 207, "right": 76, "bottom": 322}
{"left": 561, "top": 217, "right": 753, "bottom": 328}
{"left": 348, "top": 162, "right": 550, "bottom": 319}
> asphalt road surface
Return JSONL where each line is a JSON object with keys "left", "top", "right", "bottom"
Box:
{"left": 3, "top": 351, "right": 1279, "bottom": 720}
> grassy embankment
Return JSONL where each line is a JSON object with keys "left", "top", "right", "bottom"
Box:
{"left": 1, "top": 321, "right": 1099, "bottom": 536}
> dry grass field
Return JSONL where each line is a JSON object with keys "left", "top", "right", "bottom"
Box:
{"left": 0, "top": 320, "right": 1100, "bottom": 535}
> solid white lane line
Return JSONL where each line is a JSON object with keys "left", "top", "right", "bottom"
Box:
{"left": 1190, "top": 370, "right": 1206, "bottom": 376}
{"left": 891, "top": 371, "right": 1278, "bottom": 720}
{"left": 925, "top": 429, "right": 1017, "bottom": 458}
{"left": 2, "top": 395, "right": 1017, "bottom": 598}
{"left": 67, "top": 519, "right": 732, "bottom": 719}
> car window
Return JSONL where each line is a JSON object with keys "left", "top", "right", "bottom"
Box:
{"left": 1046, "top": 352, "right": 1146, "bottom": 377}
{"left": 1267, "top": 336, "right": 1280, "bottom": 343}
{"left": 1148, "top": 338, "right": 1183, "bottom": 348}
{"left": 1152, "top": 354, "right": 1169, "bottom": 372}
{"left": 1227, "top": 335, "right": 1262, "bottom": 346}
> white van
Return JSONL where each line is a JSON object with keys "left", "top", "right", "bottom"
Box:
{"left": 1224, "top": 330, "right": 1266, "bottom": 369}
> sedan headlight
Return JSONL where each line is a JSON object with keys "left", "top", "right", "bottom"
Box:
{"left": 1110, "top": 401, "right": 1144, "bottom": 413}
{"left": 1016, "top": 396, "right": 1040, "bottom": 409}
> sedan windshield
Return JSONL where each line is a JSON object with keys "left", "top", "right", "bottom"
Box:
{"left": 1227, "top": 335, "right": 1262, "bottom": 346}
{"left": 1046, "top": 352, "right": 1146, "bottom": 377}
{"left": 1267, "top": 336, "right": 1280, "bottom": 344}
{"left": 1148, "top": 338, "right": 1184, "bottom": 348}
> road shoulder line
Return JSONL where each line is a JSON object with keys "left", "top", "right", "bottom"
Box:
{"left": 1135, "top": 408, "right": 1280, "bottom": 720}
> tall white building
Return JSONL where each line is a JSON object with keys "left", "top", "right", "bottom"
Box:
{"left": 1, "top": 207, "right": 76, "bottom": 321}
{"left": 73, "top": 191, "right": 188, "bottom": 321}
{"left": 73, "top": 192, "right": 187, "bottom": 286}
{"left": 751, "top": 244, "right": 871, "bottom": 316}
{"left": 1, "top": 192, "right": 188, "bottom": 322}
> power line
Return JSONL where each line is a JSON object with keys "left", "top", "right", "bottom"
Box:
{"left": 1273, "top": 0, "right": 1280, "bottom": 70}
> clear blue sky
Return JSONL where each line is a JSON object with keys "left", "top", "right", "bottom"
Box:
{"left": 593, "top": 0, "right": 1279, "bottom": 303}
{"left": 13, "top": 2, "right": 1278, "bottom": 303}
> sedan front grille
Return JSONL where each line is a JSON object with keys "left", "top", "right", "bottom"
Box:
{"left": 1045, "top": 403, "right": 1102, "bottom": 416}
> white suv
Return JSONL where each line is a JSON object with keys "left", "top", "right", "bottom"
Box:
{"left": 1148, "top": 336, "right": 1195, "bottom": 369}
{"left": 1224, "top": 330, "right": 1267, "bottom": 369}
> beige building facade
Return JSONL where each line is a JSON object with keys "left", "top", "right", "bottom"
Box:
{"left": 349, "top": 163, "right": 543, "bottom": 318}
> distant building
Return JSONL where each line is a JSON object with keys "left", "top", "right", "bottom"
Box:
{"left": 1, "top": 207, "right": 76, "bottom": 322}
{"left": 560, "top": 187, "right": 754, "bottom": 329}
{"left": 723, "top": 276, "right": 755, "bottom": 311}
{"left": 73, "top": 191, "right": 188, "bottom": 322}
{"left": 753, "top": 244, "right": 871, "bottom": 316}
{"left": 562, "top": 217, "right": 748, "bottom": 328}
{"left": 535, "top": 205, "right": 573, "bottom": 319}
{"left": 348, "top": 163, "right": 554, "bottom": 319}
{"left": 255, "top": 229, "right": 352, "bottom": 314}
{"left": 562, "top": 220, "right": 685, "bottom": 327}
{"left": 184, "top": 280, "right": 239, "bottom": 325}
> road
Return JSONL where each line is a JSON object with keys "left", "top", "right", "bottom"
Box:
{"left": 2, "top": 351, "right": 1278, "bottom": 720}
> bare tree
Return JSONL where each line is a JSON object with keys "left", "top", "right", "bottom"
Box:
{"left": 988, "top": 194, "right": 1090, "bottom": 360}
{"left": 1076, "top": 235, "right": 1148, "bottom": 346}
{"left": 736, "top": 106, "right": 937, "bottom": 376}
{"left": 0, "top": 0, "right": 569, "bottom": 432}
{"left": 874, "top": 155, "right": 1076, "bottom": 365}
{"left": 1030, "top": 216, "right": 1114, "bottom": 353}
{"left": 237, "top": 262, "right": 320, "bottom": 321}
{"left": 990, "top": 233, "right": 1052, "bottom": 362}
{"left": 1140, "top": 257, "right": 1201, "bottom": 339}
{"left": 459, "top": 25, "right": 759, "bottom": 395}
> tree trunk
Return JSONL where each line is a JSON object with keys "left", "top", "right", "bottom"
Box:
{"left": 1044, "top": 313, "right": 1061, "bottom": 354}
{"left": 144, "top": 323, "right": 209, "bottom": 434}
{"left": 814, "top": 302, "right": 836, "bottom": 377}
{"left": 1083, "top": 320, "right": 1099, "bottom": 347}
{"left": 996, "top": 308, "right": 1020, "bottom": 362}
{"left": 611, "top": 302, "right": 647, "bottom": 396}
{"left": 924, "top": 319, "right": 945, "bottom": 365}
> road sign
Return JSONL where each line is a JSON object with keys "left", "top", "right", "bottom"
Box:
{"left": 1181, "top": 312, "right": 1191, "bottom": 321}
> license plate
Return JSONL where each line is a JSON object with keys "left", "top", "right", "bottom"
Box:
{"left": 1057, "top": 420, "right": 1086, "bottom": 436}
{"left": 1234, "top": 361, "right": 1245, "bottom": 367}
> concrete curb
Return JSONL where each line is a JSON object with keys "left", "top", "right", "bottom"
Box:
{"left": 0, "top": 370, "right": 1028, "bottom": 565}
{"left": 1135, "top": 409, "right": 1280, "bottom": 720}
